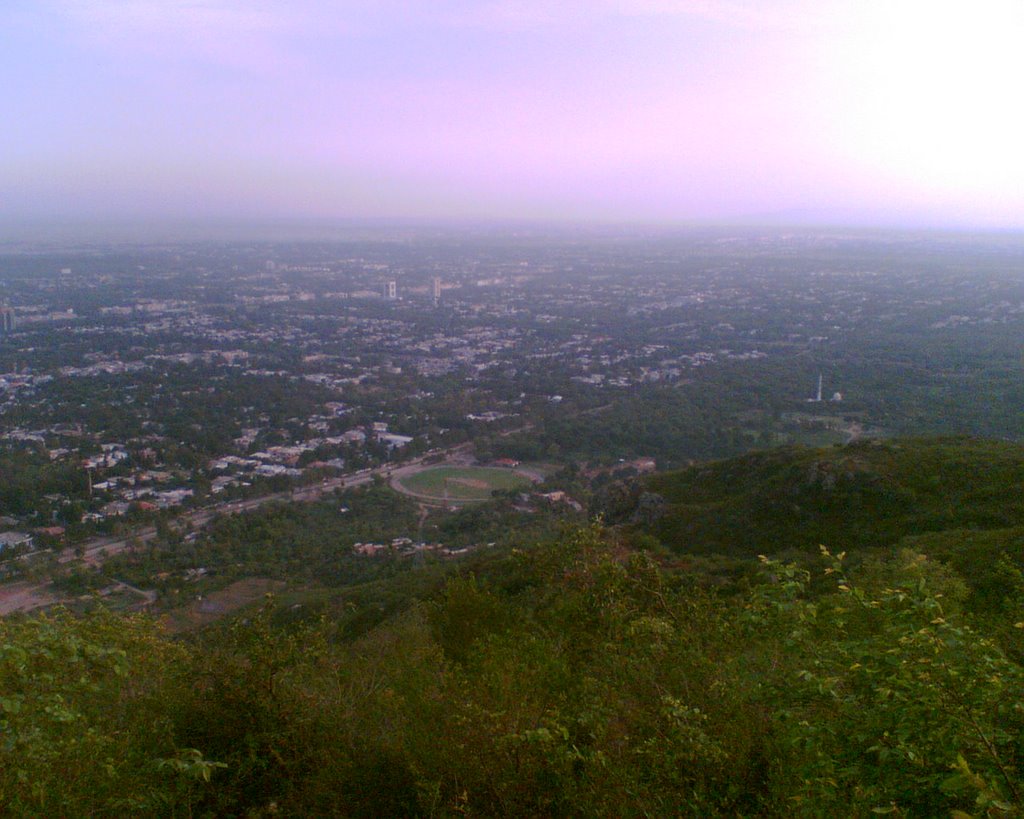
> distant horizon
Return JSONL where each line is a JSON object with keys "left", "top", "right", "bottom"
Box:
{"left": 3, "top": 215, "right": 1024, "bottom": 248}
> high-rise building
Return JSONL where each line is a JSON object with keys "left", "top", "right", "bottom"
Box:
{"left": 432, "top": 276, "right": 442, "bottom": 304}
{"left": 0, "top": 304, "right": 14, "bottom": 336}
{"left": 383, "top": 280, "right": 397, "bottom": 300}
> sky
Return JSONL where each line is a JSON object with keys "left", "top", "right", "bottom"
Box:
{"left": 2, "top": 0, "right": 1023, "bottom": 230}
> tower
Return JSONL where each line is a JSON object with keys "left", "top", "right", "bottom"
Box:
{"left": 383, "top": 280, "right": 397, "bottom": 300}
{"left": 432, "top": 276, "right": 442, "bottom": 304}
{"left": 807, "top": 373, "right": 823, "bottom": 403}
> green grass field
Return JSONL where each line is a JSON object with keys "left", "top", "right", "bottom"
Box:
{"left": 396, "top": 466, "right": 531, "bottom": 502}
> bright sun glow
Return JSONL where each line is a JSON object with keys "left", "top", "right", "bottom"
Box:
{"left": 834, "top": 0, "right": 1024, "bottom": 201}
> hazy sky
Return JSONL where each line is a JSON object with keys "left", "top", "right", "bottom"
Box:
{"left": 3, "top": 1, "right": 1023, "bottom": 229}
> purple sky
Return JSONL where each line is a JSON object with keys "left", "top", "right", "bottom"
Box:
{"left": 2, "top": 1, "right": 1023, "bottom": 229}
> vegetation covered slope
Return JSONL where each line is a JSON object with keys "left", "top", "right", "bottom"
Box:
{"left": 3, "top": 438, "right": 1024, "bottom": 815}
{"left": 4, "top": 527, "right": 1023, "bottom": 816}
{"left": 644, "top": 436, "right": 1024, "bottom": 558}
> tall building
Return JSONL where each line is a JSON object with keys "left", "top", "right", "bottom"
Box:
{"left": 383, "top": 280, "right": 397, "bottom": 300}
{"left": 0, "top": 304, "right": 14, "bottom": 336}
{"left": 432, "top": 276, "right": 442, "bottom": 304}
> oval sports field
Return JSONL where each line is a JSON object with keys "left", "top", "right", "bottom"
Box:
{"left": 393, "top": 465, "right": 533, "bottom": 503}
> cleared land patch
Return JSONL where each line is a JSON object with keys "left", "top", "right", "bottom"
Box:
{"left": 160, "top": 577, "right": 287, "bottom": 632}
{"left": 395, "top": 466, "right": 532, "bottom": 502}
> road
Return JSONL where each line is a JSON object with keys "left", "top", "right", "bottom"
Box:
{"left": 67, "top": 444, "right": 472, "bottom": 568}
{"left": 0, "top": 443, "right": 474, "bottom": 613}
{"left": 0, "top": 411, "right": 580, "bottom": 615}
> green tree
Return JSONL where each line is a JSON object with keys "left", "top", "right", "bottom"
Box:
{"left": 748, "top": 548, "right": 1024, "bottom": 816}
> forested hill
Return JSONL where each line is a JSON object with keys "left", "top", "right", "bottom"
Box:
{"left": 642, "top": 436, "right": 1024, "bottom": 558}
{"left": 4, "top": 437, "right": 1024, "bottom": 815}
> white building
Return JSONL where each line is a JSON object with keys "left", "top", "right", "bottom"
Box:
{"left": 0, "top": 531, "right": 33, "bottom": 551}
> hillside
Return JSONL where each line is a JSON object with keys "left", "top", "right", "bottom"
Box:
{"left": 643, "top": 436, "right": 1024, "bottom": 558}
{"left": 3, "top": 437, "right": 1024, "bottom": 816}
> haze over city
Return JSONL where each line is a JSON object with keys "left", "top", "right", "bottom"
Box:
{"left": 3, "top": 0, "right": 1023, "bottom": 232}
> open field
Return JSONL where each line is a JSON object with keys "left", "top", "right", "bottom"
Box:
{"left": 160, "top": 578, "right": 287, "bottom": 632}
{"left": 0, "top": 581, "right": 61, "bottom": 616}
{"left": 395, "top": 466, "right": 532, "bottom": 502}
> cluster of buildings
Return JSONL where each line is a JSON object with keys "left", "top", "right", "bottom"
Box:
{"left": 0, "top": 529, "right": 33, "bottom": 553}
{"left": 3, "top": 233, "right": 1024, "bottom": 543}
{"left": 352, "top": 537, "right": 474, "bottom": 559}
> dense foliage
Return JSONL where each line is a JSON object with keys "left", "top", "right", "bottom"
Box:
{"left": 643, "top": 436, "right": 1024, "bottom": 558}
{"left": 2, "top": 524, "right": 1023, "bottom": 815}
{"left": 4, "top": 438, "right": 1024, "bottom": 815}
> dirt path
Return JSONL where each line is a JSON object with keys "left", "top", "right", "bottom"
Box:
{"left": 389, "top": 482, "right": 465, "bottom": 507}
{"left": 415, "top": 504, "right": 430, "bottom": 539}
{"left": 514, "top": 466, "right": 549, "bottom": 483}
{"left": 110, "top": 579, "right": 158, "bottom": 608}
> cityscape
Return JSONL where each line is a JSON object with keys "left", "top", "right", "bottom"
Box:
{"left": 2, "top": 228, "right": 1024, "bottom": 584}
